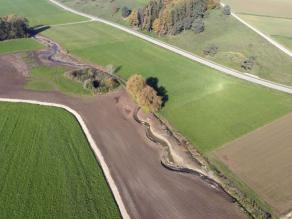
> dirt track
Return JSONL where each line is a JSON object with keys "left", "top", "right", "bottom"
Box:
{"left": 0, "top": 55, "right": 246, "bottom": 219}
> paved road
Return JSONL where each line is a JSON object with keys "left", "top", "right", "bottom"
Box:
{"left": 0, "top": 55, "right": 246, "bottom": 219}
{"left": 48, "top": 0, "right": 292, "bottom": 95}
{"left": 220, "top": 2, "right": 292, "bottom": 57}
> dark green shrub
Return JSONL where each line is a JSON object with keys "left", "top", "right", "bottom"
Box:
{"left": 192, "top": 18, "right": 205, "bottom": 33}
{"left": 121, "top": 6, "right": 131, "bottom": 18}
{"left": 223, "top": 5, "right": 231, "bottom": 15}
{"left": 203, "top": 45, "right": 218, "bottom": 56}
{"left": 241, "top": 56, "right": 256, "bottom": 71}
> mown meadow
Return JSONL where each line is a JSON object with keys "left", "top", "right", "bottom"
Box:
{"left": 44, "top": 22, "right": 292, "bottom": 153}
{"left": 59, "top": 0, "right": 292, "bottom": 86}
{"left": 223, "top": 0, "right": 292, "bottom": 51}
{"left": 0, "top": 38, "right": 43, "bottom": 54}
{"left": 0, "top": 0, "right": 86, "bottom": 26}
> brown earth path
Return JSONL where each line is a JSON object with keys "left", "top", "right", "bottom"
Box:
{"left": 0, "top": 56, "right": 246, "bottom": 219}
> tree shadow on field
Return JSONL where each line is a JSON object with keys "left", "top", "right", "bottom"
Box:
{"left": 146, "top": 77, "right": 168, "bottom": 107}
{"left": 29, "top": 25, "right": 50, "bottom": 36}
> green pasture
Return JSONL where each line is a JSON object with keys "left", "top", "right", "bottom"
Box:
{"left": 44, "top": 22, "right": 292, "bottom": 153}
{"left": 0, "top": 38, "right": 43, "bottom": 54}
{"left": 59, "top": 0, "right": 148, "bottom": 24}
{"left": 0, "top": 0, "right": 86, "bottom": 26}
{"left": 58, "top": 0, "right": 292, "bottom": 86}
{"left": 161, "top": 9, "right": 292, "bottom": 85}
{"left": 25, "top": 66, "right": 91, "bottom": 95}
{"left": 238, "top": 14, "right": 292, "bottom": 50}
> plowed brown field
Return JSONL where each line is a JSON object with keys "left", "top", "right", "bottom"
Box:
{"left": 215, "top": 114, "right": 292, "bottom": 215}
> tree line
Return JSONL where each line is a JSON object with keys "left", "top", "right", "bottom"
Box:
{"left": 126, "top": 0, "right": 220, "bottom": 35}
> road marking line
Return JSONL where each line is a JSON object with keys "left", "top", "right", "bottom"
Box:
{"left": 49, "top": 19, "right": 94, "bottom": 27}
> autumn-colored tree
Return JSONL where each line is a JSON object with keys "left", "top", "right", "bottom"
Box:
{"left": 126, "top": 74, "right": 162, "bottom": 113}
{"left": 139, "top": 0, "right": 211, "bottom": 35}
{"left": 137, "top": 86, "right": 162, "bottom": 113}
{"left": 152, "top": 18, "right": 161, "bottom": 33}
{"left": 128, "top": 10, "right": 139, "bottom": 27}
{"left": 126, "top": 74, "right": 146, "bottom": 99}
{"left": 207, "top": 0, "right": 220, "bottom": 9}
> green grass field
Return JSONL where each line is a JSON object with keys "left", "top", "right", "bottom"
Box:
{"left": 161, "top": 9, "right": 292, "bottom": 84}
{"left": 238, "top": 14, "right": 292, "bottom": 50}
{"left": 0, "top": 38, "right": 43, "bottom": 54}
{"left": 59, "top": 0, "right": 148, "bottom": 25}
{"left": 0, "top": 102, "right": 120, "bottom": 219}
{"left": 43, "top": 22, "right": 292, "bottom": 153}
{"left": 0, "top": 0, "right": 86, "bottom": 26}
{"left": 58, "top": 0, "right": 292, "bottom": 86}
{"left": 26, "top": 66, "right": 91, "bottom": 95}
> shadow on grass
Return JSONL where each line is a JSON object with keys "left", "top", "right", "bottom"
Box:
{"left": 146, "top": 77, "right": 168, "bottom": 107}
{"left": 29, "top": 25, "right": 51, "bottom": 36}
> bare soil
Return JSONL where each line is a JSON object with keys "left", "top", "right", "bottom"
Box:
{"left": 215, "top": 113, "right": 292, "bottom": 215}
{"left": 0, "top": 54, "right": 245, "bottom": 219}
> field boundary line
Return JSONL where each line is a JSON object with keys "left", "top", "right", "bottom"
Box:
{"left": 47, "top": 0, "right": 292, "bottom": 95}
{"left": 49, "top": 19, "right": 94, "bottom": 27}
{"left": 0, "top": 98, "right": 130, "bottom": 219}
{"left": 220, "top": 2, "right": 292, "bottom": 57}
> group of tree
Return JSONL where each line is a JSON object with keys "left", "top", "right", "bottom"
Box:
{"left": 203, "top": 44, "right": 218, "bottom": 56}
{"left": 126, "top": 74, "right": 162, "bottom": 113}
{"left": 0, "top": 15, "right": 30, "bottom": 41}
{"left": 66, "top": 67, "right": 120, "bottom": 93}
{"left": 127, "top": 0, "right": 220, "bottom": 35}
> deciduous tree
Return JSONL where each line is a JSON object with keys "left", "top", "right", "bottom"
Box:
{"left": 126, "top": 74, "right": 146, "bottom": 99}
{"left": 137, "top": 86, "right": 162, "bottom": 113}
{"left": 126, "top": 74, "right": 162, "bottom": 113}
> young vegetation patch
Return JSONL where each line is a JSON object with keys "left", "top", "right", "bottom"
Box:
{"left": 65, "top": 67, "right": 120, "bottom": 94}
